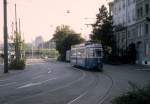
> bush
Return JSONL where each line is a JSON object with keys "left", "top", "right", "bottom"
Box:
{"left": 112, "top": 82, "right": 150, "bottom": 104}
{"left": 9, "top": 58, "right": 26, "bottom": 70}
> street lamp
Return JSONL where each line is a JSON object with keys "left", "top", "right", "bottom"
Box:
{"left": 3, "top": 0, "right": 8, "bottom": 73}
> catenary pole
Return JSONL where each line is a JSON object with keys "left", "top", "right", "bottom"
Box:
{"left": 3, "top": 0, "right": 8, "bottom": 73}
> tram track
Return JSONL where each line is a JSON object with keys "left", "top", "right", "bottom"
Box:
{"left": 67, "top": 69, "right": 100, "bottom": 104}
{"left": 66, "top": 67, "right": 114, "bottom": 104}
{"left": 97, "top": 72, "right": 114, "bottom": 104}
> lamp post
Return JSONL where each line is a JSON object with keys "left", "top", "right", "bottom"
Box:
{"left": 3, "top": 0, "right": 8, "bottom": 73}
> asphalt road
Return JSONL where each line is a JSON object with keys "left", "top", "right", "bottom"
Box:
{"left": 0, "top": 59, "right": 113, "bottom": 104}
{"left": 0, "top": 59, "right": 150, "bottom": 104}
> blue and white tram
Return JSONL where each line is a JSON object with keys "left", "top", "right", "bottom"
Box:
{"left": 70, "top": 42, "right": 103, "bottom": 70}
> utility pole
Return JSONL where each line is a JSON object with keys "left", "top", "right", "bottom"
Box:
{"left": 19, "top": 18, "right": 22, "bottom": 58}
{"left": 3, "top": 0, "right": 8, "bottom": 73}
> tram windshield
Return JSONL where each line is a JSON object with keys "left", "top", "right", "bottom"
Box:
{"left": 94, "top": 48, "right": 102, "bottom": 57}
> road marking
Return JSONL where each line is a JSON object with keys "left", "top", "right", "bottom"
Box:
{"left": 39, "top": 78, "right": 58, "bottom": 83}
{"left": 0, "top": 79, "right": 8, "bottom": 82}
{"left": 32, "top": 75, "right": 44, "bottom": 79}
{"left": 18, "top": 82, "right": 41, "bottom": 89}
{"left": 67, "top": 91, "right": 88, "bottom": 104}
{"left": 48, "top": 70, "right": 52, "bottom": 74}
{"left": 18, "top": 77, "right": 58, "bottom": 89}
{"left": 26, "top": 63, "right": 45, "bottom": 65}
{"left": 13, "top": 70, "right": 86, "bottom": 102}
{"left": 49, "top": 71, "right": 86, "bottom": 92}
{"left": 0, "top": 82, "right": 17, "bottom": 87}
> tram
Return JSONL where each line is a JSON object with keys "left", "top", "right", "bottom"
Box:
{"left": 70, "top": 42, "right": 103, "bottom": 70}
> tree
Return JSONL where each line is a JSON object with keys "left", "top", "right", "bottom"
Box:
{"left": 52, "top": 25, "right": 84, "bottom": 61}
{"left": 14, "top": 30, "right": 22, "bottom": 61}
{"left": 91, "top": 5, "right": 115, "bottom": 62}
{"left": 9, "top": 30, "right": 26, "bottom": 70}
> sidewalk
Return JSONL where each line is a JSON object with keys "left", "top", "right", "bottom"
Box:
{"left": 107, "top": 63, "right": 150, "bottom": 70}
{"left": 119, "top": 64, "right": 150, "bottom": 70}
{"left": 0, "top": 58, "right": 45, "bottom": 78}
{"left": 103, "top": 64, "right": 150, "bottom": 104}
{"left": 0, "top": 64, "right": 24, "bottom": 79}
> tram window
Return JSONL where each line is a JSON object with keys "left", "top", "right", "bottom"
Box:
{"left": 94, "top": 49, "right": 102, "bottom": 57}
{"left": 77, "top": 48, "right": 85, "bottom": 58}
{"left": 88, "top": 48, "right": 94, "bottom": 57}
{"left": 71, "top": 50, "right": 76, "bottom": 57}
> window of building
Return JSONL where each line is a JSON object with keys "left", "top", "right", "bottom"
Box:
{"left": 145, "top": 24, "right": 149, "bottom": 34}
{"left": 145, "top": 4, "right": 149, "bottom": 15}
{"left": 128, "top": 0, "right": 130, "bottom": 6}
{"left": 132, "top": 10, "right": 136, "bottom": 21}
{"left": 137, "top": 9, "right": 140, "bottom": 18}
{"left": 145, "top": 43, "right": 149, "bottom": 56}
{"left": 140, "top": 7, "right": 143, "bottom": 17}
{"left": 138, "top": 25, "right": 140, "bottom": 37}
{"left": 119, "top": 3, "right": 121, "bottom": 11}
{"left": 123, "top": 1, "right": 125, "bottom": 9}
{"left": 128, "top": 14, "right": 131, "bottom": 23}
{"left": 140, "top": 24, "right": 143, "bottom": 36}
{"left": 138, "top": 24, "right": 143, "bottom": 37}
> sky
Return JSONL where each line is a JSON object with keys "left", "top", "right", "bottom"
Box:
{"left": 0, "top": 0, "right": 110, "bottom": 43}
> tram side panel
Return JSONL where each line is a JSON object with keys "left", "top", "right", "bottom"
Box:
{"left": 70, "top": 49, "right": 77, "bottom": 66}
{"left": 76, "top": 48, "right": 86, "bottom": 67}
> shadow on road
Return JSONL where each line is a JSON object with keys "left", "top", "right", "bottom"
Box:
{"left": 73, "top": 65, "right": 102, "bottom": 73}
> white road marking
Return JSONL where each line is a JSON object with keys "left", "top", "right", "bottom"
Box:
{"left": 32, "top": 75, "right": 44, "bottom": 79}
{"left": 40, "top": 78, "right": 58, "bottom": 83}
{"left": 18, "top": 82, "right": 41, "bottom": 89}
{"left": 26, "top": 63, "right": 45, "bottom": 65}
{"left": 49, "top": 71, "right": 86, "bottom": 92}
{"left": 18, "top": 77, "right": 58, "bottom": 89}
{"left": 67, "top": 91, "right": 88, "bottom": 104}
{"left": 0, "top": 79, "right": 8, "bottom": 82}
{"left": 0, "top": 82, "right": 17, "bottom": 87}
{"left": 13, "top": 70, "right": 86, "bottom": 102}
{"left": 48, "top": 70, "right": 52, "bottom": 74}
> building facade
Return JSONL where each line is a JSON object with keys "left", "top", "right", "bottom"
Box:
{"left": 112, "top": 0, "right": 150, "bottom": 65}
{"left": 135, "top": 0, "right": 150, "bottom": 64}
{"left": 112, "top": 0, "right": 136, "bottom": 56}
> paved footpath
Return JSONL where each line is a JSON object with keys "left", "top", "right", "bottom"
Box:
{"left": 0, "top": 58, "right": 45, "bottom": 78}
{"left": 102, "top": 64, "right": 150, "bottom": 104}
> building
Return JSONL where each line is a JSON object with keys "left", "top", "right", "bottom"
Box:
{"left": 112, "top": 0, "right": 150, "bottom": 65}
{"left": 112, "top": 0, "right": 136, "bottom": 54}
{"left": 135, "top": 0, "right": 150, "bottom": 64}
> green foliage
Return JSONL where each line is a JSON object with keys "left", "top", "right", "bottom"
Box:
{"left": 9, "top": 58, "right": 26, "bottom": 70}
{"left": 112, "top": 82, "right": 150, "bottom": 104}
{"left": 48, "top": 50, "right": 59, "bottom": 58}
{"left": 40, "top": 49, "right": 59, "bottom": 58}
{"left": 53, "top": 25, "right": 85, "bottom": 61}
{"left": 14, "top": 32, "right": 22, "bottom": 60}
{"left": 91, "top": 5, "right": 115, "bottom": 62}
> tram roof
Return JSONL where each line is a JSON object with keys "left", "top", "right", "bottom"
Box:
{"left": 71, "top": 42, "right": 102, "bottom": 49}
